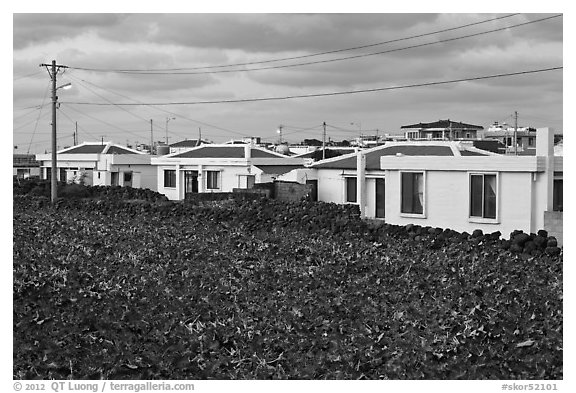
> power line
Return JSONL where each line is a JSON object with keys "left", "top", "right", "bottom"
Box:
{"left": 13, "top": 71, "right": 43, "bottom": 81}
{"left": 66, "top": 71, "right": 252, "bottom": 139}
{"left": 68, "top": 14, "right": 520, "bottom": 73}
{"left": 62, "top": 66, "right": 563, "bottom": 107}
{"left": 68, "top": 15, "right": 561, "bottom": 76}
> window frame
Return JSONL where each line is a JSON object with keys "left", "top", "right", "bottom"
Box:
{"left": 206, "top": 170, "right": 221, "bottom": 190}
{"left": 468, "top": 172, "right": 499, "bottom": 223}
{"left": 344, "top": 176, "right": 357, "bottom": 204}
{"left": 399, "top": 171, "right": 426, "bottom": 218}
{"left": 163, "top": 169, "right": 176, "bottom": 188}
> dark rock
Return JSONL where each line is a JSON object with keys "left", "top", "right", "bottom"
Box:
{"left": 523, "top": 241, "right": 537, "bottom": 254}
{"left": 545, "top": 246, "right": 561, "bottom": 256}
{"left": 472, "top": 229, "right": 484, "bottom": 238}
{"left": 510, "top": 243, "right": 524, "bottom": 253}
{"left": 533, "top": 235, "right": 547, "bottom": 249}
{"left": 489, "top": 231, "right": 501, "bottom": 241}
{"left": 512, "top": 233, "right": 531, "bottom": 247}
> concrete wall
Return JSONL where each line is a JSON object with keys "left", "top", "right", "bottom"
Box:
{"left": 274, "top": 181, "right": 313, "bottom": 202}
{"left": 544, "top": 211, "right": 563, "bottom": 246}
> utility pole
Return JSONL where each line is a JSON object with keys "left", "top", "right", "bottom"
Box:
{"left": 166, "top": 117, "right": 175, "bottom": 145}
{"left": 198, "top": 127, "right": 202, "bottom": 146}
{"left": 150, "top": 119, "right": 154, "bottom": 155}
{"left": 40, "top": 60, "right": 68, "bottom": 203}
{"left": 74, "top": 121, "right": 78, "bottom": 145}
{"left": 514, "top": 111, "right": 518, "bottom": 155}
{"left": 322, "top": 122, "right": 327, "bottom": 160}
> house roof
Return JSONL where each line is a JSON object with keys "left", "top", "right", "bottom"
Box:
{"left": 58, "top": 142, "right": 143, "bottom": 155}
{"left": 312, "top": 143, "right": 493, "bottom": 170}
{"left": 294, "top": 148, "right": 356, "bottom": 159}
{"left": 170, "top": 139, "right": 204, "bottom": 148}
{"left": 401, "top": 119, "right": 484, "bottom": 130}
{"left": 254, "top": 165, "right": 303, "bottom": 175}
{"left": 61, "top": 144, "right": 107, "bottom": 154}
{"left": 170, "top": 145, "right": 284, "bottom": 159}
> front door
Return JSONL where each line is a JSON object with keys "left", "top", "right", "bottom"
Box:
{"left": 375, "top": 178, "right": 385, "bottom": 218}
{"left": 184, "top": 171, "right": 198, "bottom": 198}
{"left": 306, "top": 179, "right": 318, "bottom": 202}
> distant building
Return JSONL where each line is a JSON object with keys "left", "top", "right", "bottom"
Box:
{"left": 483, "top": 121, "right": 563, "bottom": 155}
{"left": 169, "top": 139, "right": 212, "bottom": 154}
{"left": 401, "top": 119, "right": 484, "bottom": 140}
{"left": 13, "top": 154, "right": 40, "bottom": 179}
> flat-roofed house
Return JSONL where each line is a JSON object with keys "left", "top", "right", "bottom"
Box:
{"left": 151, "top": 144, "right": 306, "bottom": 200}
{"left": 35, "top": 142, "right": 157, "bottom": 190}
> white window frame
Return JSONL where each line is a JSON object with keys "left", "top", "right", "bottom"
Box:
{"left": 343, "top": 176, "right": 358, "bottom": 204}
{"left": 205, "top": 170, "right": 221, "bottom": 190}
{"left": 163, "top": 169, "right": 177, "bottom": 188}
{"left": 468, "top": 171, "right": 500, "bottom": 224}
{"left": 399, "top": 171, "right": 426, "bottom": 218}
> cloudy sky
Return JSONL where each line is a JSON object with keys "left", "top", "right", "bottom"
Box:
{"left": 12, "top": 10, "right": 563, "bottom": 154}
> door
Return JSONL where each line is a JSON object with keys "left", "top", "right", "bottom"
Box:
{"left": 123, "top": 172, "right": 133, "bottom": 187}
{"left": 184, "top": 170, "right": 198, "bottom": 199}
{"left": 375, "top": 178, "right": 385, "bottom": 218}
{"left": 306, "top": 180, "right": 318, "bottom": 202}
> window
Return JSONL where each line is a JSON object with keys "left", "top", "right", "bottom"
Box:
{"left": 345, "top": 177, "right": 357, "bottom": 203}
{"left": 206, "top": 171, "right": 220, "bottom": 190}
{"left": 164, "top": 169, "right": 176, "bottom": 188}
{"left": 401, "top": 172, "right": 424, "bottom": 215}
{"left": 553, "top": 179, "right": 563, "bottom": 212}
{"left": 528, "top": 137, "right": 535, "bottom": 147}
{"left": 470, "top": 174, "right": 497, "bottom": 219}
{"left": 238, "top": 175, "right": 255, "bottom": 189}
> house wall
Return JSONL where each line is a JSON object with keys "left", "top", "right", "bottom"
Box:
{"left": 383, "top": 169, "right": 535, "bottom": 235}
{"left": 157, "top": 164, "right": 260, "bottom": 200}
{"left": 112, "top": 164, "right": 157, "bottom": 191}
{"left": 316, "top": 169, "right": 347, "bottom": 204}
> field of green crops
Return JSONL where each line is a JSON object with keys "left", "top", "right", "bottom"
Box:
{"left": 13, "top": 194, "right": 562, "bottom": 379}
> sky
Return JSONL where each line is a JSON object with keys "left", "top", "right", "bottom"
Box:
{"left": 12, "top": 9, "right": 564, "bottom": 154}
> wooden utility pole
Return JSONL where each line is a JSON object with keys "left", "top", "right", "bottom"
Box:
{"left": 150, "top": 119, "right": 154, "bottom": 155}
{"left": 40, "top": 60, "right": 68, "bottom": 203}
{"left": 514, "top": 111, "right": 518, "bottom": 155}
{"left": 322, "top": 122, "right": 327, "bottom": 160}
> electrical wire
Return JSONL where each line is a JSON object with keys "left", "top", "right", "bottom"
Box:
{"left": 67, "top": 15, "right": 561, "bottom": 76}
{"left": 66, "top": 71, "right": 253, "bottom": 139}
{"left": 62, "top": 67, "right": 563, "bottom": 107}
{"left": 25, "top": 81, "right": 51, "bottom": 154}
{"left": 68, "top": 14, "right": 521, "bottom": 73}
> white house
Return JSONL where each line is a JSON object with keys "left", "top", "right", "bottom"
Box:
{"left": 377, "top": 128, "right": 562, "bottom": 242}
{"left": 280, "top": 128, "right": 562, "bottom": 243}
{"left": 151, "top": 144, "right": 306, "bottom": 200}
{"left": 35, "top": 141, "right": 158, "bottom": 190}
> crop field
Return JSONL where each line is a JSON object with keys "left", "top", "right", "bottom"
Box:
{"left": 13, "top": 193, "right": 562, "bottom": 379}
